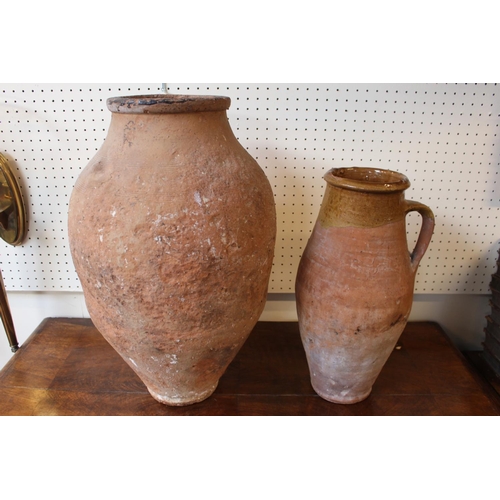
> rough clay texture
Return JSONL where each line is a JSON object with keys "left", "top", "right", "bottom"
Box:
{"left": 296, "top": 170, "right": 434, "bottom": 404}
{"left": 68, "top": 103, "right": 276, "bottom": 406}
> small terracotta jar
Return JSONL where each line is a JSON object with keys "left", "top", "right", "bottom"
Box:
{"left": 296, "top": 167, "right": 434, "bottom": 404}
{"left": 68, "top": 94, "right": 276, "bottom": 406}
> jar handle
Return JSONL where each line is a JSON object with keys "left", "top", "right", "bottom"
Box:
{"left": 404, "top": 200, "right": 435, "bottom": 273}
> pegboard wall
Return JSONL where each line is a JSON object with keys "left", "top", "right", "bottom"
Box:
{"left": 0, "top": 83, "right": 499, "bottom": 294}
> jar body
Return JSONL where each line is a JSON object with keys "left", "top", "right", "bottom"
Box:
{"left": 296, "top": 167, "right": 434, "bottom": 404}
{"left": 68, "top": 95, "right": 276, "bottom": 406}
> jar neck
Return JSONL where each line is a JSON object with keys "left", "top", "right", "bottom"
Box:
{"left": 319, "top": 183, "right": 407, "bottom": 228}
{"left": 104, "top": 109, "right": 237, "bottom": 158}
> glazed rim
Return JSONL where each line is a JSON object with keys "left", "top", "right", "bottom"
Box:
{"left": 324, "top": 167, "right": 411, "bottom": 193}
{"left": 106, "top": 94, "right": 231, "bottom": 114}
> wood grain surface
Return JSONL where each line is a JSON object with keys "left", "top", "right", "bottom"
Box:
{"left": 0, "top": 319, "right": 498, "bottom": 416}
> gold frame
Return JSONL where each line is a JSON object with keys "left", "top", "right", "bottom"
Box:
{"left": 0, "top": 153, "right": 27, "bottom": 246}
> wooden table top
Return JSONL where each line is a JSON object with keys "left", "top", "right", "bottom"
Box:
{"left": 0, "top": 318, "right": 498, "bottom": 416}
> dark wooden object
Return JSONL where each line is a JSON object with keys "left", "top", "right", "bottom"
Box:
{"left": 0, "top": 318, "right": 498, "bottom": 416}
{"left": 463, "top": 351, "right": 500, "bottom": 401}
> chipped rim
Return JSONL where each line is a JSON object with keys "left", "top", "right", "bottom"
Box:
{"left": 107, "top": 94, "right": 231, "bottom": 114}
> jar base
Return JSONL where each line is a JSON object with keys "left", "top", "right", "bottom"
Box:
{"left": 312, "top": 384, "right": 372, "bottom": 405}
{"left": 148, "top": 383, "right": 218, "bottom": 407}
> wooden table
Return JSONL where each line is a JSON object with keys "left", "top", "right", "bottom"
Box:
{"left": 0, "top": 318, "right": 498, "bottom": 416}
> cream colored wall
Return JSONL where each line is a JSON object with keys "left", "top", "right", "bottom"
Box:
{"left": 1, "top": 83, "right": 499, "bottom": 296}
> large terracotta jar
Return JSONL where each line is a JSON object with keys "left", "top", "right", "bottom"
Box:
{"left": 68, "top": 94, "right": 276, "bottom": 406}
{"left": 296, "top": 167, "right": 434, "bottom": 404}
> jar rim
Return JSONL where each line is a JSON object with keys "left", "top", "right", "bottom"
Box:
{"left": 324, "top": 167, "right": 411, "bottom": 193}
{"left": 107, "top": 94, "right": 231, "bottom": 114}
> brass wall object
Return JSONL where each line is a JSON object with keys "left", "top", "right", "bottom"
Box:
{"left": 0, "top": 153, "right": 27, "bottom": 352}
{"left": 0, "top": 153, "right": 26, "bottom": 246}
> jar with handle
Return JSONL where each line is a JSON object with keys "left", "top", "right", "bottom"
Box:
{"left": 295, "top": 167, "right": 434, "bottom": 404}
